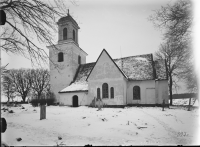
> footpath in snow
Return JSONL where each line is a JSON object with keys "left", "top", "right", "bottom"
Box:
{"left": 1, "top": 104, "right": 200, "bottom": 146}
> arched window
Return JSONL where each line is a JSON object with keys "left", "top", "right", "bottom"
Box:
{"left": 110, "top": 87, "right": 114, "bottom": 98}
{"left": 58, "top": 52, "right": 64, "bottom": 62}
{"left": 63, "top": 28, "right": 67, "bottom": 40}
{"left": 97, "top": 88, "right": 100, "bottom": 99}
{"left": 133, "top": 86, "right": 140, "bottom": 100}
{"left": 78, "top": 55, "right": 81, "bottom": 64}
{"left": 73, "top": 30, "right": 75, "bottom": 41}
{"left": 102, "top": 83, "right": 109, "bottom": 98}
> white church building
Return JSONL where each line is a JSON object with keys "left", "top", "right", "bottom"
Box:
{"left": 47, "top": 12, "right": 168, "bottom": 107}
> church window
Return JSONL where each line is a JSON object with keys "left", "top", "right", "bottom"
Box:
{"left": 110, "top": 87, "right": 114, "bottom": 98}
{"left": 133, "top": 86, "right": 140, "bottom": 100}
{"left": 63, "top": 28, "right": 67, "bottom": 40}
{"left": 97, "top": 88, "right": 100, "bottom": 99}
{"left": 58, "top": 52, "right": 64, "bottom": 62}
{"left": 102, "top": 83, "right": 109, "bottom": 98}
{"left": 73, "top": 30, "right": 76, "bottom": 41}
{"left": 78, "top": 55, "right": 81, "bottom": 64}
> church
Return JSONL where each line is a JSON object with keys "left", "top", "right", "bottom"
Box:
{"left": 47, "top": 12, "right": 168, "bottom": 107}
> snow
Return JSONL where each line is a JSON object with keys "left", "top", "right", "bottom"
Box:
{"left": 60, "top": 82, "right": 88, "bottom": 92}
{"left": 135, "top": 57, "right": 148, "bottom": 61}
{"left": 172, "top": 98, "right": 199, "bottom": 106}
{"left": 1, "top": 104, "right": 199, "bottom": 146}
{"left": 154, "top": 59, "right": 167, "bottom": 80}
{"left": 114, "top": 54, "right": 154, "bottom": 80}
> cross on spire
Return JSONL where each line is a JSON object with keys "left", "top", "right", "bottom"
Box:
{"left": 68, "top": 9, "right": 69, "bottom": 15}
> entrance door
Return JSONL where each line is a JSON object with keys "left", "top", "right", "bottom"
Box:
{"left": 72, "top": 95, "right": 78, "bottom": 107}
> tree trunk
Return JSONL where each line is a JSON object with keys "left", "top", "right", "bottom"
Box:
{"left": 22, "top": 95, "right": 26, "bottom": 102}
{"left": 169, "top": 73, "right": 173, "bottom": 106}
{"left": 188, "top": 98, "right": 192, "bottom": 111}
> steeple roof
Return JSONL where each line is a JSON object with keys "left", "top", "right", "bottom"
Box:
{"left": 57, "top": 12, "right": 80, "bottom": 28}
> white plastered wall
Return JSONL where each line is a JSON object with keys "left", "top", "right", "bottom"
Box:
{"left": 127, "top": 80, "right": 156, "bottom": 104}
{"left": 59, "top": 92, "right": 88, "bottom": 106}
{"left": 87, "top": 51, "right": 127, "bottom": 105}
{"left": 48, "top": 42, "right": 87, "bottom": 103}
{"left": 155, "top": 80, "right": 169, "bottom": 104}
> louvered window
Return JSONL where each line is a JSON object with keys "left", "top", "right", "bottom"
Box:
{"left": 63, "top": 28, "right": 67, "bottom": 40}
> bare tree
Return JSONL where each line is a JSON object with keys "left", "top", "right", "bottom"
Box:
{"left": 149, "top": 0, "right": 195, "bottom": 105}
{"left": 9, "top": 69, "right": 32, "bottom": 102}
{"left": 31, "top": 69, "right": 50, "bottom": 99}
{"left": 155, "top": 40, "right": 189, "bottom": 105}
{"left": 2, "top": 70, "right": 16, "bottom": 103}
{"left": 149, "top": 0, "right": 192, "bottom": 41}
{"left": 0, "top": 0, "right": 69, "bottom": 66}
{"left": 179, "top": 57, "right": 198, "bottom": 93}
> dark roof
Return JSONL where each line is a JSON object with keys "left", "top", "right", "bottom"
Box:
{"left": 114, "top": 54, "right": 155, "bottom": 80}
{"left": 60, "top": 51, "right": 168, "bottom": 92}
{"left": 57, "top": 14, "right": 79, "bottom": 28}
{"left": 73, "top": 53, "right": 167, "bottom": 83}
{"left": 74, "top": 62, "right": 95, "bottom": 83}
{"left": 172, "top": 93, "right": 198, "bottom": 99}
{"left": 154, "top": 59, "right": 168, "bottom": 80}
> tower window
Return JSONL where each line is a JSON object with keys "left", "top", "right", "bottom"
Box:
{"left": 73, "top": 30, "right": 75, "bottom": 41}
{"left": 102, "top": 83, "right": 109, "bottom": 98}
{"left": 58, "top": 52, "right": 64, "bottom": 62}
{"left": 63, "top": 28, "right": 67, "bottom": 40}
{"left": 78, "top": 55, "right": 81, "bottom": 64}
{"left": 110, "top": 87, "right": 114, "bottom": 98}
{"left": 97, "top": 88, "right": 100, "bottom": 99}
{"left": 133, "top": 86, "right": 140, "bottom": 100}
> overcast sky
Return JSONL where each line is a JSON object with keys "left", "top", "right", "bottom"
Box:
{"left": 2, "top": 0, "right": 176, "bottom": 68}
{"left": 1, "top": 0, "right": 200, "bottom": 93}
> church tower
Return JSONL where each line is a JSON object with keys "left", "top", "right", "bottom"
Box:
{"left": 47, "top": 11, "right": 88, "bottom": 102}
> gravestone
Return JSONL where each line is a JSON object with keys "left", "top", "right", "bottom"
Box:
{"left": 40, "top": 105, "right": 46, "bottom": 120}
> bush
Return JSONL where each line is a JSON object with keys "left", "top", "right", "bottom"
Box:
{"left": 39, "top": 98, "right": 46, "bottom": 105}
{"left": 30, "top": 98, "right": 47, "bottom": 106}
{"left": 9, "top": 110, "right": 14, "bottom": 113}
{"left": 30, "top": 92, "right": 56, "bottom": 106}
{"left": 30, "top": 98, "right": 39, "bottom": 107}
{"left": 46, "top": 98, "right": 55, "bottom": 106}
{"left": 46, "top": 91, "right": 56, "bottom": 106}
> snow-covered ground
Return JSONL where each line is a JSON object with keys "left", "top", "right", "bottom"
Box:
{"left": 1, "top": 104, "right": 199, "bottom": 146}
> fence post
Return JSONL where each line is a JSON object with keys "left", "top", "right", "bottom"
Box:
{"left": 40, "top": 105, "right": 46, "bottom": 120}
{"left": 162, "top": 99, "right": 165, "bottom": 111}
{"left": 188, "top": 98, "right": 192, "bottom": 111}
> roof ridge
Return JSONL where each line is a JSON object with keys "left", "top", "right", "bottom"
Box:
{"left": 113, "top": 53, "right": 152, "bottom": 61}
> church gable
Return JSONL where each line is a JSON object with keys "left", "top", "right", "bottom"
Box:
{"left": 87, "top": 49, "right": 127, "bottom": 81}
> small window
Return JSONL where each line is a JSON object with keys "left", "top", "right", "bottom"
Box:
{"left": 58, "top": 52, "right": 64, "bottom": 62}
{"left": 73, "top": 30, "right": 75, "bottom": 41}
{"left": 78, "top": 55, "right": 81, "bottom": 64}
{"left": 133, "top": 86, "right": 140, "bottom": 100}
{"left": 97, "top": 88, "right": 100, "bottom": 99}
{"left": 110, "top": 87, "right": 114, "bottom": 98}
{"left": 102, "top": 83, "right": 109, "bottom": 98}
{"left": 63, "top": 28, "right": 67, "bottom": 40}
